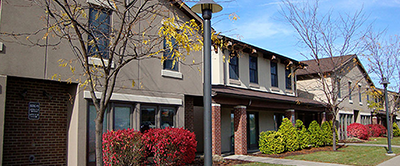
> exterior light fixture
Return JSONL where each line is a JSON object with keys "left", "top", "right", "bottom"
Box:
{"left": 191, "top": 1, "right": 222, "bottom": 165}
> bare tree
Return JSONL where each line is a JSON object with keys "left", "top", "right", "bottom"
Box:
{"left": 363, "top": 32, "right": 400, "bottom": 130}
{"left": 280, "top": 0, "right": 372, "bottom": 150}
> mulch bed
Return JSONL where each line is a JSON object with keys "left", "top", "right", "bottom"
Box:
{"left": 188, "top": 145, "right": 347, "bottom": 165}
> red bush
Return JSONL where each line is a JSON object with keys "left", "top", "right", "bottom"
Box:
{"left": 347, "top": 123, "right": 369, "bottom": 140}
{"left": 102, "top": 129, "right": 148, "bottom": 166}
{"left": 143, "top": 127, "right": 197, "bottom": 165}
{"left": 366, "top": 124, "right": 387, "bottom": 137}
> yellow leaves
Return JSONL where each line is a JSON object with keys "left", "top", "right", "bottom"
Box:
{"left": 132, "top": 80, "right": 135, "bottom": 87}
{"left": 229, "top": 13, "right": 240, "bottom": 22}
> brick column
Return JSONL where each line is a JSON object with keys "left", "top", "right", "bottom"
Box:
{"left": 234, "top": 105, "right": 247, "bottom": 155}
{"left": 285, "top": 109, "right": 295, "bottom": 125}
{"left": 321, "top": 112, "right": 326, "bottom": 123}
{"left": 212, "top": 103, "right": 221, "bottom": 155}
{"left": 184, "top": 96, "right": 194, "bottom": 132}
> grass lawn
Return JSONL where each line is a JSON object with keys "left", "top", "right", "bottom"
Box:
{"left": 365, "top": 137, "right": 400, "bottom": 145}
{"left": 284, "top": 146, "right": 400, "bottom": 166}
{"left": 235, "top": 163, "right": 292, "bottom": 166}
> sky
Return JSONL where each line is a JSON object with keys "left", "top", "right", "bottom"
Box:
{"left": 186, "top": 0, "right": 400, "bottom": 88}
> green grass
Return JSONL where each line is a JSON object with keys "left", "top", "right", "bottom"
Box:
{"left": 285, "top": 146, "right": 400, "bottom": 166}
{"left": 365, "top": 137, "right": 400, "bottom": 145}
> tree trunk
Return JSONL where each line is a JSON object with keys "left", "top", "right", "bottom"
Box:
{"left": 95, "top": 116, "right": 104, "bottom": 166}
{"left": 332, "top": 120, "right": 337, "bottom": 151}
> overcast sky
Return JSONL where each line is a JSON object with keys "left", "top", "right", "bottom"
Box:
{"left": 186, "top": 0, "right": 400, "bottom": 87}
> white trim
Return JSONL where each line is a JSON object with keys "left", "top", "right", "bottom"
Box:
{"left": 212, "top": 103, "right": 221, "bottom": 107}
{"left": 339, "top": 110, "right": 353, "bottom": 114}
{"left": 349, "top": 100, "right": 353, "bottom": 104}
{"left": 87, "top": 0, "right": 115, "bottom": 9}
{"left": 161, "top": 70, "right": 183, "bottom": 79}
{"left": 285, "top": 109, "right": 295, "bottom": 112}
{"left": 84, "top": 91, "right": 182, "bottom": 105}
{"left": 88, "top": 57, "right": 115, "bottom": 68}
{"left": 360, "top": 112, "right": 371, "bottom": 116}
{"left": 359, "top": 102, "right": 363, "bottom": 106}
{"left": 396, "top": 117, "right": 400, "bottom": 120}
{"left": 234, "top": 105, "right": 246, "bottom": 109}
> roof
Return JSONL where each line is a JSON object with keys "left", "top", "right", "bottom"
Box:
{"left": 212, "top": 85, "right": 325, "bottom": 107}
{"left": 296, "top": 55, "right": 355, "bottom": 76}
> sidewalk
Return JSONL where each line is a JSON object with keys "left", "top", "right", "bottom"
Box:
{"left": 224, "top": 143, "right": 400, "bottom": 166}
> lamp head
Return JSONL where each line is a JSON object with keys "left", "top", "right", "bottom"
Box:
{"left": 191, "top": 0, "right": 223, "bottom": 14}
{"left": 381, "top": 77, "right": 390, "bottom": 85}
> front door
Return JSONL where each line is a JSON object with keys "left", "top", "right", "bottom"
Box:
{"left": 247, "top": 112, "right": 259, "bottom": 150}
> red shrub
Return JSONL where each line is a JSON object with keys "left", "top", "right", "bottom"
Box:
{"left": 143, "top": 127, "right": 197, "bottom": 165}
{"left": 102, "top": 129, "right": 148, "bottom": 166}
{"left": 366, "top": 124, "right": 387, "bottom": 137}
{"left": 347, "top": 123, "right": 369, "bottom": 140}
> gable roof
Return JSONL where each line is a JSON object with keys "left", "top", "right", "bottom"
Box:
{"left": 296, "top": 54, "right": 355, "bottom": 76}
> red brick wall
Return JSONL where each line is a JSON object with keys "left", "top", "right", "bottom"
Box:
{"left": 3, "top": 77, "right": 69, "bottom": 165}
{"left": 184, "top": 96, "right": 194, "bottom": 132}
{"left": 234, "top": 106, "right": 247, "bottom": 155}
{"left": 211, "top": 104, "right": 221, "bottom": 155}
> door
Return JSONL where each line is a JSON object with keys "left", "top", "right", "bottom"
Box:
{"left": 247, "top": 112, "right": 259, "bottom": 150}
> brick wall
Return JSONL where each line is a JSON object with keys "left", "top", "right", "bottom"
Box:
{"left": 184, "top": 96, "right": 194, "bottom": 132}
{"left": 211, "top": 104, "right": 221, "bottom": 155}
{"left": 3, "top": 77, "right": 69, "bottom": 165}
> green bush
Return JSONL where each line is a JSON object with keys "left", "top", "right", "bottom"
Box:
{"left": 393, "top": 122, "right": 400, "bottom": 137}
{"left": 321, "top": 121, "right": 334, "bottom": 145}
{"left": 295, "top": 119, "right": 310, "bottom": 149}
{"left": 259, "top": 131, "right": 285, "bottom": 154}
{"left": 278, "top": 118, "right": 299, "bottom": 151}
{"left": 308, "top": 120, "right": 323, "bottom": 147}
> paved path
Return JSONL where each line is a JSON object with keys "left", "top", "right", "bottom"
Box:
{"left": 224, "top": 143, "right": 400, "bottom": 166}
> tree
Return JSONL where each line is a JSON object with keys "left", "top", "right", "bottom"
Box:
{"left": 1, "top": 0, "right": 206, "bottom": 165}
{"left": 280, "top": 0, "right": 373, "bottom": 150}
{"left": 362, "top": 32, "right": 400, "bottom": 135}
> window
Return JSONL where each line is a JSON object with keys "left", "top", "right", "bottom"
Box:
{"left": 285, "top": 68, "right": 291, "bottom": 89}
{"left": 366, "top": 88, "right": 369, "bottom": 101}
{"left": 87, "top": 103, "right": 132, "bottom": 163}
{"left": 271, "top": 61, "right": 278, "bottom": 87}
{"left": 140, "top": 106, "right": 176, "bottom": 129}
{"left": 358, "top": 85, "right": 362, "bottom": 103}
{"left": 337, "top": 78, "right": 341, "bottom": 98}
{"left": 88, "top": 7, "right": 111, "bottom": 58}
{"left": 163, "top": 38, "right": 178, "bottom": 71}
{"left": 249, "top": 56, "right": 258, "bottom": 83}
{"left": 229, "top": 55, "right": 239, "bottom": 80}
{"left": 349, "top": 82, "right": 352, "bottom": 101}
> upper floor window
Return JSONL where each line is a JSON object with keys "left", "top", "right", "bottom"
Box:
{"left": 163, "top": 38, "right": 178, "bottom": 71}
{"left": 358, "top": 85, "right": 362, "bottom": 103}
{"left": 366, "top": 88, "right": 370, "bottom": 101}
{"left": 349, "top": 82, "right": 352, "bottom": 101}
{"left": 337, "top": 78, "right": 341, "bottom": 98}
{"left": 285, "top": 68, "right": 292, "bottom": 89}
{"left": 249, "top": 56, "right": 258, "bottom": 84}
{"left": 271, "top": 61, "right": 278, "bottom": 87}
{"left": 229, "top": 55, "right": 239, "bottom": 80}
{"left": 88, "top": 7, "right": 111, "bottom": 58}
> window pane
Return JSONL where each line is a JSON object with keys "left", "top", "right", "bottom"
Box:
{"left": 249, "top": 56, "right": 258, "bottom": 83}
{"left": 163, "top": 38, "right": 178, "bottom": 71}
{"left": 285, "top": 69, "right": 291, "bottom": 89}
{"left": 229, "top": 56, "right": 239, "bottom": 79}
{"left": 114, "top": 106, "right": 131, "bottom": 130}
{"left": 271, "top": 62, "right": 278, "bottom": 87}
{"left": 141, "top": 107, "right": 156, "bottom": 128}
{"left": 88, "top": 8, "right": 111, "bottom": 58}
{"left": 160, "top": 107, "right": 175, "bottom": 129}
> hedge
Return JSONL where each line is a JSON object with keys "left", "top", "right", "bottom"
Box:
{"left": 259, "top": 131, "right": 285, "bottom": 154}
{"left": 393, "top": 123, "right": 400, "bottom": 137}
{"left": 308, "top": 120, "right": 323, "bottom": 147}
{"left": 347, "top": 123, "right": 369, "bottom": 140}
{"left": 295, "top": 119, "right": 310, "bottom": 150}
{"left": 278, "top": 118, "right": 299, "bottom": 151}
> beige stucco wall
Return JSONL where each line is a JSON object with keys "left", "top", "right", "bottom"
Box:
{"left": 221, "top": 108, "right": 232, "bottom": 153}
{"left": 212, "top": 49, "right": 295, "bottom": 96}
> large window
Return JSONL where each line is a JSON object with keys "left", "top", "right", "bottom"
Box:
{"left": 163, "top": 38, "right": 178, "bottom": 71}
{"left": 88, "top": 7, "right": 111, "bottom": 58}
{"left": 87, "top": 104, "right": 133, "bottom": 163}
{"left": 140, "top": 106, "right": 176, "bottom": 129}
{"left": 229, "top": 55, "right": 239, "bottom": 80}
{"left": 337, "top": 78, "right": 341, "bottom": 98}
{"left": 285, "top": 68, "right": 291, "bottom": 89}
{"left": 358, "top": 85, "right": 362, "bottom": 103}
{"left": 271, "top": 62, "right": 278, "bottom": 87}
{"left": 249, "top": 56, "right": 258, "bottom": 83}
{"left": 349, "top": 82, "right": 352, "bottom": 101}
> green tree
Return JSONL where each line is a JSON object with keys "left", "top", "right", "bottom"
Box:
{"left": 295, "top": 119, "right": 310, "bottom": 149}
{"left": 278, "top": 118, "right": 299, "bottom": 151}
{"left": 308, "top": 120, "right": 323, "bottom": 147}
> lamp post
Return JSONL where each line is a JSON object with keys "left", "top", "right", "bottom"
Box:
{"left": 381, "top": 77, "right": 394, "bottom": 155}
{"left": 191, "top": 1, "right": 222, "bottom": 165}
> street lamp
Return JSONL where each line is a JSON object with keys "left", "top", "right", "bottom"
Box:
{"left": 191, "top": 0, "right": 222, "bottom": 165}
{"left": 381, "top": 77, "right": 395, "bottom": 156}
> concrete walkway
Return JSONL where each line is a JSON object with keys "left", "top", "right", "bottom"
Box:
{"left": 224, "top": 143, "right": 400, "bottom": 166}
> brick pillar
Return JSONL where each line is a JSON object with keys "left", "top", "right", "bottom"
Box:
{"left": 212, "top": 103, "right": 221, "bottom": 155}
{"left": 184, "top": 96, "right": 194, "bottom": 132}
{"left": 234, "top": 105, "right": 247, "bottom": 155}
{"left": 285, "top": 109, "right": 295, "bottom": 125}
{"left": 321, "top": 112, "right": 326, "bottom": 123}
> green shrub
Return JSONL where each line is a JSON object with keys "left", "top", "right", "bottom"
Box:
{"left": 321, "top": 121, "right": 336, "bottom": 145}
{"left": 259, "top": 131, "right": 285, "bottom": 154}
{"left": 278, "top": 118, "right": 299, "bottom": 151}
{"left": 308, "top": 120, "right": 323, "bottom": 147}
{"left": 393, "top": 122, "right": 400, "bottom": 137}
{"left": 295, "top": 119, "right": 310, "bottom": 149}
